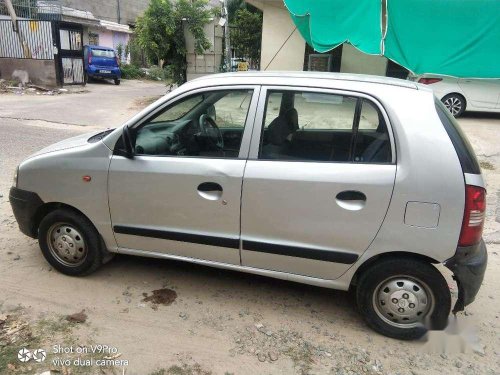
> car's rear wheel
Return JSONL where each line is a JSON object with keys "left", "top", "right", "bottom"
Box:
{"left": 114, "top": 78, "right": 121, "bottom": 85}
{"left": 442, "top": 93, "right": 466, "bottom": 117}
{"left": 356, "top": 258, "right": 450, "bottom": 340}
{"left": 38, "top": 208, "right": 106, "bottom": 276}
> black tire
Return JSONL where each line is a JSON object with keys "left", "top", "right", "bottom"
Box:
{"left": 114, "top": 78, "right": 121, "bottom": 85}
{"left": 38, "top": 209, "right": 105, "bottom": 276}
{"left": 441, "top": 93, "right": 466, "bottom": 117}
{"left": 356, "top": 258, "right": 450, "bottom": 340}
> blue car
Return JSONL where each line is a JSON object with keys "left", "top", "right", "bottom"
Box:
{"left": 84, "top": 45, "right": 121, "bottom": 85}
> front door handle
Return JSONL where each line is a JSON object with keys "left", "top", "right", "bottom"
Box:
{"left": 197, "top": 182, "right": 223, "bottom": 201}
{"left": 336, "top": 190, "right": 366, "bottom": 211}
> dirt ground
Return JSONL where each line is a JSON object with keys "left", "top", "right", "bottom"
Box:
{"left": 0, "top": 81, "right": 499, "bottom": 375}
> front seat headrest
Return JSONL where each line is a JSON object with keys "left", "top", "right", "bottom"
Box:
{"left": 267, "top": 108, "right": 299, "bottom": 146}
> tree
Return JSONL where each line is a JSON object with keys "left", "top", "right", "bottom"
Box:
{"left": 135, "top": 0, "right": 175, "bottom": 68}
{"left": 135, "top": 0, "right": 212, "bottom": 84}
{"left": 231, "top": 9, "right": 262, "bottom": 68}
{"left": 227, "top": 0, "right": 245, "bottom": 22}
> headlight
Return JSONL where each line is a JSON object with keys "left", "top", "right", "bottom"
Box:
{"left": 13, "top": 166, "right": 18, "bottom": 187}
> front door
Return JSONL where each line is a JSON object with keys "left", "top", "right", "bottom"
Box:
{"left": 458, "top": 79, "right": 500, "bottom": 109}
{"left": 241, "top": 87, "right": 396, "bottom": 279}
{"left": 109, "top": 87, "right": 259, "bottom": 264}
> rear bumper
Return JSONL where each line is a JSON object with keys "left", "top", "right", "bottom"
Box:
{"left": 9, "top": 187, "right": 43, "bottom": 238}
{"left": 445, "top": 240, "right": 487, "bottom": 313}
{"left": 87, "top": 66, "right": 121, "bottom": 79}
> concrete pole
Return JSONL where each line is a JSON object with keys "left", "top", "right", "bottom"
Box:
{"left": 4, "top": 0, "right": 18, "bottom": 31}
{"left": 223, "top": 0, "right": 231, "bottom": 71}
{"left": 4, "top": 0, "right": 31, "bottom": 58}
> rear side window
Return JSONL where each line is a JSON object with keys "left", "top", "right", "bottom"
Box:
{"left": 91, "top": 49, "right": 115, "bottom": 58}
{"left": 435, "top": 99, "right": 480, "bottom": 174}
{"left": 259, "top": 90, "right": 392, "bottom": 163}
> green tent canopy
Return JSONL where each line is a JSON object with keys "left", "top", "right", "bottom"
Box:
{"left": 284, "top": 0, "right": 382, "bottom": 55}
{"left": 284, "top": 0, "right": 500, "bottom": 78}
{"left": 384, "top": 0, "right": 500, "bottom": 78}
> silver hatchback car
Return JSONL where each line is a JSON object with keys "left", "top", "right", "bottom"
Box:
{"left": 10, "top": 72, "right": 487, "bottom": 340}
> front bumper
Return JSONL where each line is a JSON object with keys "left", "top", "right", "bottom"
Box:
{"left": 445, "top": 240, "right": 487, "bottom": 313}
{"left": 9, "top": 187, "right": 44, "bottom": 238}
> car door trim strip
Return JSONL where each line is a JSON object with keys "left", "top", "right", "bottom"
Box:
{"left": 113, "top": 225, "right": 240, "bottom": 249}
{"left": 114, "top": 226, "right": 359, "bottom": 264}
{"left": 243, "top": 240, "right": 359, "bottom": 264}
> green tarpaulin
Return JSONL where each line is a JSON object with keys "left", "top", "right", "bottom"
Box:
{"left": 284, "top": 0, "right": 500, "bottom": 78}
{"left": 384, "top": 0, "right": 500, "bottom": 78}
{"left": 284, "top": 0, "right": 382, "bottom": 55}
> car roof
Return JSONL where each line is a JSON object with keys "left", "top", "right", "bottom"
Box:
{"left": 85, "top": 45, "right": 114, "bottom": 50}
{"left": 193, "top": 71, "right": 420, "bottom": 90}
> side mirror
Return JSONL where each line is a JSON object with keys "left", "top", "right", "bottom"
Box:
{"left": 121, "top": 125, "right": 134, "bottom": 159}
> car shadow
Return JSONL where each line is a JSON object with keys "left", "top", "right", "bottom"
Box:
{"left": 462, "top": 111, "right": 500, "bottom": 120}
{"left": 86, "top": 78, "right": 115, "bottom": 86}
{"left": 97, "top": 253, "right": 362, "bottom": 328}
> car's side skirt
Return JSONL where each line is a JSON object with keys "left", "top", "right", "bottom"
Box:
{"left": 115, "top": 246, "right": 350, "bottom": 291}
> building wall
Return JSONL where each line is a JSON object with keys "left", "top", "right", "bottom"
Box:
{"left": 0, "top": 58, "right": 57, "bottom": 86}
{"left": 248, "top": 0, "right": 391, "bottom": 76}
{"left": 185, "top": 21, "right": 223, "bottom": 81}
{"left": 340, "top": 44, "right": 388, "bottom": 76}
{"left": 98, "top": 30, "right": 114, "bottom": 48}
{"left": 60, "top": 0, "right": 149, "bottom": 25}
{"left": 258, "top": 2, "right": 305, "bottom": 71}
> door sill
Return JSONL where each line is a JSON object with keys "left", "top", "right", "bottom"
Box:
{"left": 115, "top": 247, "right": 348, "bottom": 291}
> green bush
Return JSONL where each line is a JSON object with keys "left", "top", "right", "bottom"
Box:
{"left": 121, "top": 64, "right": 172, "bottom": 82}
{"left": 120, "top": 64, "right": 146, "bottom": 79}
{"left": 146, "top": 65, "right": 166, "bottom": 81}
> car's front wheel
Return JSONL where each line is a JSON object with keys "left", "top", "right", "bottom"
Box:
{"left": 114, "top": 78, "right": 121, "bottom": 85}
{"left": 38, "top": 208, "right": 106, "bottom": 276}
{"left": 356, "top": 258, "right": 450, "bottom": 340}
{"left": 442, "top": 93, "right": 466, "bottom": 117}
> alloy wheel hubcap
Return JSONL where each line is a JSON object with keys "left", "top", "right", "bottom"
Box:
{"left": 373, "top": 277, "right": 434, "bottom": 328}
{"left": 444, "top": 97, "right": 462, "bottom": 116}
{"left": 47, "top": 223, "right": 87, "bottom": 267}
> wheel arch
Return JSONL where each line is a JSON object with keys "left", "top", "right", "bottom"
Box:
{"left": 349, "top": 251, "right": 440, "bottom": 289}
{"left": 33, "top": 202, "right": 99, "bottom": 239}
{"left": 442, "top": 92, "right": 467, "bottom": 111}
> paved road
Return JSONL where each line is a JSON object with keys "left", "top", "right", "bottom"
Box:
{"left": 0, "top": 79, "right": 166, "bottom": 127}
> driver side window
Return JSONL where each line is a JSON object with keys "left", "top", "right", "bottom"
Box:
{"left": 134, "top": 89, "right": 253, "bottom": 158}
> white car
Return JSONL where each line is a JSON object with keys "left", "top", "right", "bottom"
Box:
{"left": 409, "top": 74, "right": 500, "bottom": 117}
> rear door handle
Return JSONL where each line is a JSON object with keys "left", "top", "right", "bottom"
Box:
{"left": 336, "top": 190, "right": 366, "bottom": 211}
{"left": 197, "top": 182, "right": 223, "bottom": 201}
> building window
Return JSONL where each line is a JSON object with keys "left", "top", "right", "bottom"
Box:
{"left": 303, "top": 44, "right": 343, "bottom": 72}
{"left": 89, "top": 32, "right": 99, "bottom": 46}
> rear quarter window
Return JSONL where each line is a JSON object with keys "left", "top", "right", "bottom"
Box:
{"left": 435, "top": 99, "right": 480, "bottom": 174}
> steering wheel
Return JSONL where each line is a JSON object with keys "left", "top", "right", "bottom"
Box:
{"left": 199, "top": 114, "right": 224, "bottom": 150}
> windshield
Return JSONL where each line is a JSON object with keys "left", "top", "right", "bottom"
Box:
{"left": 150, "top": 95, "right": 205, "bottom": 123}
{"left": 91, "top": 49, "right": 115, "bottom": 58}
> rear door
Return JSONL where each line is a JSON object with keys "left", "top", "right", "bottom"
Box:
{"left": 241, "top": 87, "right": 396, "bottom": 280}
{"left": 458, "top": 79, "right": 500, "bottom": 109}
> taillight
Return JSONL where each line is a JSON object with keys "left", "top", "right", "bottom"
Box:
{"left": 458, "top": 185, "right": 486, "bottom": 247}
{"left": 115, "top": 55, "right": 119, "bottom": 66}
{"left": 88, "top": 54, "right": 92, "bottom": 65}
{"left": 418, "top": 77, "right": 443, "bottom": 85}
